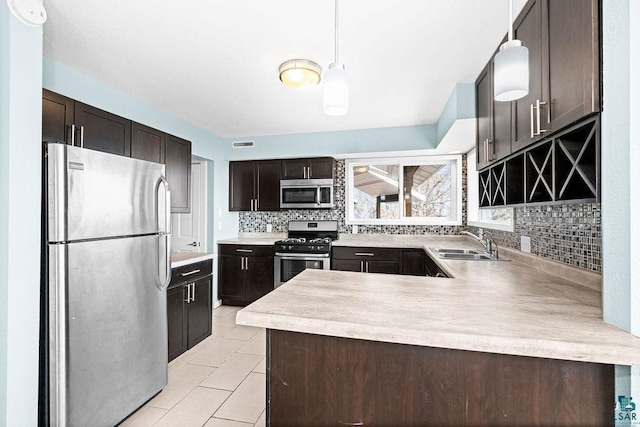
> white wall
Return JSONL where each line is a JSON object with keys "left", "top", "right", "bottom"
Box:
{"left": 0, "top": 4, "right": 43, "bottom": 425}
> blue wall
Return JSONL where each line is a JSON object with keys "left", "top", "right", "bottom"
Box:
{"left": 0, "top": 4, "right": 43, "bottom": 425}
{"left": 602, "top": 0, "right": 640, "bottom": 402}
{"left": 224, "top": 124, "right": 437, "bottom": 161}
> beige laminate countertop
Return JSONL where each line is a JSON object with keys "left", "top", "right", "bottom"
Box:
{"left": 171, "top": 252, "right": 215, "bottom": 268}
{"left": 236, "top": 234, "right": 640, "bottom": 365}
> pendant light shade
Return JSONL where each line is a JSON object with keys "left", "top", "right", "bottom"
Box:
{"left": 494, "top": 0, "right": 529, "bottom": 102}
{"left": 323, "top": 63, "right": 348, "bottom": 116}
{"left": 324, "top": 0, "right": 348, "bottom": 116}
{"left": 494, "top": 40, "right": 529, "bottom": 101}
{"left": 279, "top": 59, "right": 321, "bottom": 89}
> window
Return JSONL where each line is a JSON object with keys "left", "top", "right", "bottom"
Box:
{"left": 346, "top": 155, "right": 463, "bottom": 225}
{"left": 466, "top": 148, "right": 515, "bottom": 231}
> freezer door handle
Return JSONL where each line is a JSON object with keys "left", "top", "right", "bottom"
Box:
{"left": 156, "top": 176, "right": 171, "bottom": 234}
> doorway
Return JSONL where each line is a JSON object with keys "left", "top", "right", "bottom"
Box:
{"left": 171, "top": 160, "right": 207, "bottom": 252}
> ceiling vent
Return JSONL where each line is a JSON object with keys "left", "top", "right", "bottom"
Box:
{"left": 232, "top": 141, "right": 255, "bottom": 148}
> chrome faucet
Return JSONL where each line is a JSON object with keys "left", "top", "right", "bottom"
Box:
{"left": 461, "top": 230, "right": 499, "bottom": 260}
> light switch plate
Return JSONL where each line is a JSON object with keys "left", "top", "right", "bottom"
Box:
{"left": 266, "top": 224, "right": 273, "bottom": 233}
{"left": 521, "top": 236, "right": 531, "bottom": 253}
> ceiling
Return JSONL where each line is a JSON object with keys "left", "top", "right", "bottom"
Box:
{"left": 42, "top": 0, "right": 526, "bottom": 139}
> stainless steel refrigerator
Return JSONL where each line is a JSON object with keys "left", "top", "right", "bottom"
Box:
{"left": 43, "top": 143, "right": 171, "bottom": 426}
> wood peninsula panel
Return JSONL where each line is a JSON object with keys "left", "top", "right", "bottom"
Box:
{"left": 268, "top": 329, "right": 613, "bottom": 426}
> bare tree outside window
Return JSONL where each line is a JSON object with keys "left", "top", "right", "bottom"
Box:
{"left": 349, "top": 159, "right": 457, "bottom": 222}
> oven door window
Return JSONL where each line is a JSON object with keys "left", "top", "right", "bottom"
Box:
{"left": 279, "top": 258, "right": 326, "bottom": 283}
{"left": 282, "top": 187, "right": 317, "bottom": 204}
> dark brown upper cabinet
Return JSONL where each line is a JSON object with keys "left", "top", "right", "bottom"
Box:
{"left": 512, "top": 0, "right": 545, "bottom": 152}
{"left": 74, "top": 102, "right": 131, "bottom": 156}
{"left": 543, "top": 0, "right": 601, "bottom": 134}
{"left": 43, "top": 90, "right": 193, "bottom": 213}
{"left": 281, "top": 157, "right": 334, "bottom": 180}
{"left": 42, "top": 89, "right": 131, "bottom": 156}
{"left": 512, "top": 0, "right": 600, "bottom": 153}
{"left": 42, "top": 89, "right": 74, "bottom": 144}
{"left": 131, "top": 122, "right": 166, "bottom": 164}
{"left": 476, "top": 59, "right": 512, "bottom": 170}
{"left": 477, "top": 0, "right": 600, "bottom": 167}
{"left": 229, "top": 160, "right": 281, "bottom": 211}
{"left": 165, "top": 135, "right": 192, "bottom": 213}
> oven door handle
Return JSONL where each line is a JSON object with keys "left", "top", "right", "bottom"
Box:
{"left": 275, "top": 253, "right": 330, "bottom": 259}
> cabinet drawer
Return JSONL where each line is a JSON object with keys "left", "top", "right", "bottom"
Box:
{"left": 219, "top": 244, "right": 273, "bottom": 257}
{"left": 170, "top": 259, "right": 212, "bottom": 287}
{"left": 332, "top": 246, "right": 399, "bottom": 261}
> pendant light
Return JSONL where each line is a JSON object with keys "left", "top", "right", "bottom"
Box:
{"left": 493, "top": 0, "right": 529, "bottom": 102}
{"left": 323, "top": 0, "right": 348, "bottom": 116}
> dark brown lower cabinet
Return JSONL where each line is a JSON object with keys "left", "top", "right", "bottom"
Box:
{"left": 168, "top": 260, "right": 212, "bottom": 362}
{"left": 332, "top": 247, "right": 432, "bottom": 277}
{"left": 400, "top": 249, "right": 427, "bottom": 276}
{"left": 167, "top": 285, "right": 188, "bottom": 360}
{"left": 218, "top": 244, "right": 274, "bottom": 306}
{"left": 268, "top": 330, "right": 614, "bottom": 426}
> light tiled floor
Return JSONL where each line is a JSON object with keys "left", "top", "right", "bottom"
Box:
{"left": 121, "top": 306, "right": 266, "bottom": 427}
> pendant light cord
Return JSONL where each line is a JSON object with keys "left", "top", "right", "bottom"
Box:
{"left": 334, "top": 0, "right": 339, "bottom": 63}
{"left": 508, "top": 0, "right": 513, "bottom": 41}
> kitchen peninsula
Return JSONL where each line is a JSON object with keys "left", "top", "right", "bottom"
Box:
{"left": 236, "top": 237, "right": 640, "bottom": 426}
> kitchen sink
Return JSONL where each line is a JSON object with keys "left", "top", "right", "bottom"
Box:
{"left": 429, "top": 248, "right": 508, "bottom": 261}
{"left": 430, "top": 248, "right": 483, "bottom": 255}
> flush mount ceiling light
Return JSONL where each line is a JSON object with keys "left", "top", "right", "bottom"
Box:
{"left": 323, "top": 0, "right": 348, "bottom": 116}
{"left": 6, "top": 0, "right": 47, "bottom": 26}
{"left": 279, "top": 59, "right": 321, "bottom": 89}
{"left": 494, "top": 0, "right": 529, "bottom": 102}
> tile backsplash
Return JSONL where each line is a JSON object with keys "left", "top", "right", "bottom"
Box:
{"left": 239, "top": 158, "right": 602, "bottom": 272}
{"left": 470, "top": 203, "right": 601, "bottom": 272}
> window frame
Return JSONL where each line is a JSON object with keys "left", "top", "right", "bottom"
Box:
{"left": 466, "top": 148, "right": 515, "bottom": 232}
{"left": 345, "top": 155, "right": 463, "bottom": 226}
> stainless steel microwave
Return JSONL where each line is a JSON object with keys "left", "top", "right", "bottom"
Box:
{"left": 280, "top": 179, "right": 334, "bottom": 209}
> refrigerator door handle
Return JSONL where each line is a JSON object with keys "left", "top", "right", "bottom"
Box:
{"left": 155, "top": 234, "right": 172, "bottom": 291}
{"left": 155, "top": 176, "right": 172, "bottom": 291}
{"left": 156, "top": 176, "right": 171, "bottom": 234}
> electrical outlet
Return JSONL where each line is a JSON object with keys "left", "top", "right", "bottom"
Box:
{"left": 266, "top": 224, "right": 273, "bottom": 233}
{"left": 352, "top": 225, "right": 358, "bottom": 234}
{"left": 521, "top": 236, "right": 531, "bottom": 253}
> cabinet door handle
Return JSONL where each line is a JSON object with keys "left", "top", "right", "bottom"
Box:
{"left": 530, "top": 103, "right": 535, "bottom": 138}
{"left": 185, "top": 283, "right": 191, "bottom": 303}
{"left": 254, "top": 198, "right": 258, "bottom": 210}
{"left": 70, "top": 124, "right": 76, "bottom": 146}
{"left": 483, "top": 139, "right": 486, "bottom": 162}
{"left": 180, "top": 269, "right": 200, "bottom": 277}
{"left": 236, "top": 249, "right": 253, "bottom": 253}
{"left": 355, "top": 252, "right": 375, "bottom": 257}
{"left": 536, "top": 100, "right": 548, "bottom": 136}
{"left": 365, "top": 261, "right": 370, "bottom": 273}
{"left": 488, "top": 139, "right": 494, "bottom": 161}
{"left": 80, "top": 125, "right": 84, "bottom": 148}
{"left": 244, "top": 257, "right": 249, "bottom": 271}
{"left": 360, "top": 260, "right": 364, "bottom": 272}
{"left": 191, "top": 283, "right": 196, "bottom": 302}
{"left": 483, "top": 139, "right": 486, "bottom": 163}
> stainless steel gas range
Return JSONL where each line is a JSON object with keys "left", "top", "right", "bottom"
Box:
{"left": 274, "top": 220, "right": 338, "bottom": 287}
